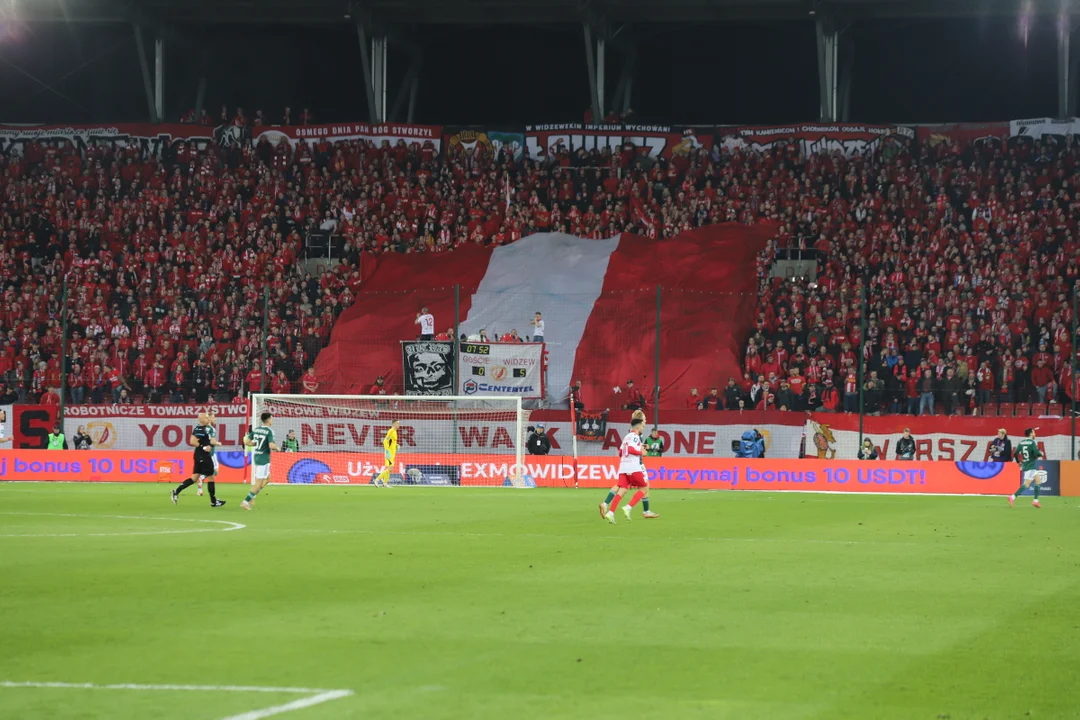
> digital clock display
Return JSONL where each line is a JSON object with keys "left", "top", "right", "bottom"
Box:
{"left": 461, "top": 344, "right": 491, "bottom": 355}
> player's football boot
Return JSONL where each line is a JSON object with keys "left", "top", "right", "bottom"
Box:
{"left": 1032, "top": 500, "right": 1041, "bottom": 508}
{"left": 643, "top": 511, "right": 660, "bottom": 519}
{"left": 170, "top": 490, "right": 178, "bottom": 505}
{"left": 1008, "top": 494, "right": 1016, "bottom": 507}
{"left": 605, "top": 510, "right": 616, "bottom": 524}
{"left": 211, "top": 499, "right": 226, "bottom": 507}
{"left": 598, "top": 502, "right": 607, "bottom": 519}
{"left": 240, "top": 500, "right": 252, "bottom": 510}
{"left": 622, "top": 504, "right": 632, "bottom": 522}
{"left": 197, "top": 479, "right": 204, "bottom": 497}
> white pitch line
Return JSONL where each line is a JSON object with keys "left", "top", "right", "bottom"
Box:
{"left": 0, "top": 681, "right": 355, "bottom": 720}
{"left": 0, "top": 682, "right": 334, "bottom": 693}
{"left": 253, "top": 526, "right": 936, "bottom": 547}
{"left": 0, "top": 512, "right": 246, "bottom": 538}
{"left": 219, "top": 689, "right": 354, "bottom": 720}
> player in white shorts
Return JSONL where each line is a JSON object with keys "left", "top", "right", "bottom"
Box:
{"left": 242, "top": 412, "right": 278, "bottom": 510}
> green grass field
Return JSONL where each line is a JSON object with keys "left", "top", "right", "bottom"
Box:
{"left": 1, "top": 483, "right": 1078, "bottom": 720}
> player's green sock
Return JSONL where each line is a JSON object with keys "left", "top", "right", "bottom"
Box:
{"left": 604, "top": 491, "right": 616, "bottom": 504}
{"left": 1013, "top": 484, "right": 1026, "bottom": 496}
{"left": 244, "top": 491, "right": 256, "bottom": 503}
{"left": 643, "top": 498, "right": 650, "bottom": 512}
{"left": 1033, "top": 483, "right": 1040, "bottom": 499}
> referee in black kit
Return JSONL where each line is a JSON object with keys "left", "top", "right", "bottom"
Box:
{"left": 171, "top": 412, "right": 226, "bottom": 507}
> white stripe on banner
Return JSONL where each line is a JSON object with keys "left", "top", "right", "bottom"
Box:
{"left": 460, "top": 232, "right": 620, "bottom": 406}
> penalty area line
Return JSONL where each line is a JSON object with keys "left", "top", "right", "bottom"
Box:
{"left": 0, "top": 681, "right": 354, "bottom": 720}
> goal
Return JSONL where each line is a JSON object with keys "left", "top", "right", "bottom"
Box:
{"left": 249, "top": 394, "right": 527, "bottom": 487}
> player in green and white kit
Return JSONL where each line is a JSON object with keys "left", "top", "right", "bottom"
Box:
{"left": 241, "top": 412, "right": 279, "bottom": 510}
{"left": 1009, "top": 427, "right": 1045, "bottom": 509}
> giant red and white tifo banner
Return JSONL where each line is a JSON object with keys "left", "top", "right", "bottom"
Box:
{"left": 314, "top": 225, "right": 773, "bottom": 407}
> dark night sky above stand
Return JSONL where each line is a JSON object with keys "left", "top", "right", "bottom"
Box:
{"left": 1, "top": 0, "right": 1072, "bottom": 125}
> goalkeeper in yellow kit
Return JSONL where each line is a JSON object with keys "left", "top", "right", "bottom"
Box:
{"left": 373, "top": 419, "right": 399, "bottom": 488}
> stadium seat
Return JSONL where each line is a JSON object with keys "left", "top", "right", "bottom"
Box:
{"left": 998, "top": 403, "right": 1014, "bottom": 418}
{"left": 982, "top": 405, "right": 998, "bottom": 417}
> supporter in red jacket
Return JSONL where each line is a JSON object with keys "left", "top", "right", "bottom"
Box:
{"left": 145, "top": 362, "right": 167, "bottom": 402}
{"left": 904, "top": 374, "right": 919, "bottom": 415}
{"left": 301, "top": 367, "right": 320, "bottom": 394}
{"left": 270, "top": 370, "right": 291, "bottom": 395}
{"left": 1032, "top": 358, "right": 1055, "bottom": 404}
{"left": 246, "top": 367, "right": 264, "bottom": 395}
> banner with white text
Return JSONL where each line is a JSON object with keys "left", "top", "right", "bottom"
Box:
{"left": 0, "top": 451, "right": 1020, "bottom": 495}
{"left": 0, "top": 122, "right": 216, "bottom": 158}
{"left": 717, "top": 123, "right": 915, "bottom": 158}
{"left": 62, "top": 403, "right": 250, "bottom": 451}
{"left": 248, "top": 122, "right": 442, "bottom": 151}
{"left": 218, "top": 405, "right": 806, "bottom": 458}
{"left": 1008, "top": 117, "right": 1080, "bottom": 140}
{"left": 523, "top": 123, "right": 712, "bottom": 160}
{"left": 218, "top": 453, "right": 1023, "bottom": 493}
{"left": 806, "top": 413, "right": 1077, "bottom": 463}
{"left": 0, "top": 121, "right": 443, "bottom": 158}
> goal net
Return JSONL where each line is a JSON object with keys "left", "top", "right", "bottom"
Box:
{"left": 250, "top": 394, "right": 527, "bottom": 487}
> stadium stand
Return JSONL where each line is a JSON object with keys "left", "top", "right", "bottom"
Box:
{"left": 749, "top": 133, "right": 1079, "bottom": 417}
{"left": 0, "top": 118, "right": 1077, "bottom": 415}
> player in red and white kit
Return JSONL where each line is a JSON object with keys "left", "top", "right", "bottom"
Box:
{"left": 597, "top": 415, "right": 659, "bottom": 523}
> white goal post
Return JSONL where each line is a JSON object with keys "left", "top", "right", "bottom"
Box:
{"left": 249, "top": 394, "right": 528, "bottom": 487}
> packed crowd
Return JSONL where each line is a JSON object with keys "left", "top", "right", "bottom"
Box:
{"left": 2, "top": 112, "right": 1078, "bottom": 413}
{"left": 0, "top": 129, "right": 356, "bottom": 405}
{"left": 739, "top": 134, "right": 1080, "bottom": 416}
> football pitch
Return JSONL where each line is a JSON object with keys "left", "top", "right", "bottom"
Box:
{"left": 1, "top": 483, "right": 1079, "bottom": 720}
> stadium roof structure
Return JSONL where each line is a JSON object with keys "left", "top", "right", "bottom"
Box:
{"left": 8, "top": 0, "right": 1079, "bottom": 126}
{"left": 11, "top": 0, "right": 1080, "bottom": 25}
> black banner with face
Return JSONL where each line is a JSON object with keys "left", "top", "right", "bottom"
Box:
{"left": 401, "top": 341, "right": 456, "bottom": 396}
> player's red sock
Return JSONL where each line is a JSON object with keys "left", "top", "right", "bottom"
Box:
{"left": 628, "top": 491, "right": 645, "bottom": 507}
{"left": 609, "top": 495, "right": 622, "bottom": 512}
